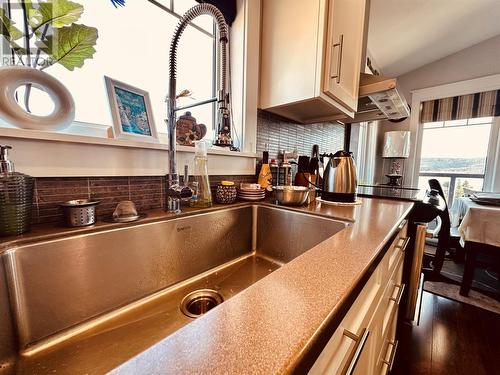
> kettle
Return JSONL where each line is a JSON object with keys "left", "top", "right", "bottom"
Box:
{"left": 321, "top": 150, "right": 357, "bottom": 202}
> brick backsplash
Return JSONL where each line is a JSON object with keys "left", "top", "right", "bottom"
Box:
{"left": 256, "top": 109, "right": 345, "bottom": 160}
{"left": 31, "top": 175, "right": 256, "bottom": 225}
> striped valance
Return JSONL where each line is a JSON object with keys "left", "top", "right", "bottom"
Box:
{"left": 420, "top": 89, "right": 500, "bottom": 123}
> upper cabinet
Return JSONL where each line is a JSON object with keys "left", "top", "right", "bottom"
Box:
{"left": 259, "top": 0, "right": 369, "bottom": 124}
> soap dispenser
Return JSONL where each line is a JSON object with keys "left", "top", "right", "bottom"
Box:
{"left": 190, "top": 141, "right": 212, "bottom": 208}
{"left": 0, "top": 145, "right": 35, "bottom": 236}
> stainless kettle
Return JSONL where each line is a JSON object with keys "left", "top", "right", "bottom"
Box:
{"left": 321, "top": 150, "right": 357, "bottom": 202}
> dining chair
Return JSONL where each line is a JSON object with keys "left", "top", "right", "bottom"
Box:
{"left": 425, "top": 179, "right": 462, "bottom": 276}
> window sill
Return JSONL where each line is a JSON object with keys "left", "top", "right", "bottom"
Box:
{"left": 0, "top": 125, "right": 257, "bottom": 177}
{"left": 0, "top": 127, "right": 257, "bottom": 158}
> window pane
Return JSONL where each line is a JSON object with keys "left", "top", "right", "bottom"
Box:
{"left": 173, "top": 0, "right": 214, "bottom": 33}
{"left": 423, "top": 121, "right": 443, "bottom": 129}
{"left": 176, "top": 26, "right": 214, "bottom": 130}
{"left": 454, "top": 178, "right": 484, "bottom": 199}
{"left": 468, "top": 116, "right": 493, "bottom": 125}
{"left": 13, "top": 1, "right": 214, "bottom": 135}
{"left": 419, "top": 123, "right": 491, "bottom": 174}
{"left": 152, "top": 0, "right": 172, "bottom": 10}
{"left": 418, "top": 176, "right": 451, "bottom": 201}
{"left": 444, "top": 119, "right": 467, "bottom": 127}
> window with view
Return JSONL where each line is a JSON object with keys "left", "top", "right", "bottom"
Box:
{"left": 418, "top": 116, "right": 496, "bottom": 207}
{"left": 1, "top": 0, "right": 242, "bottom": 147}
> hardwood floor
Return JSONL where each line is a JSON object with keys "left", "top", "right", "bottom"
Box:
{"left": 392, "top": 291, "right": 500, "bottom": 375}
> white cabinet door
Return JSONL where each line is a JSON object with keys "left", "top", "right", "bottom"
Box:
{"left": 323, "top": 0, "right": 367, "bottom": 111}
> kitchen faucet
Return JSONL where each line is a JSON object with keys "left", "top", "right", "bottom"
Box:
{"left": 166, "top": 4, "right": 232, "bottom": 213}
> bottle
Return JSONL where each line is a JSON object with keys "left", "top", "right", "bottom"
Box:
{"left": 0, "top": 145, "right": 35, "bottom": 236}
{"left": 270, "top": 159, "right": 279, "bottom": 187}
{"left": 190, "top": 141, "right": 212, "bottom": 208}
{"left": 257, "top": 151, "right": 272, "bottom": 189}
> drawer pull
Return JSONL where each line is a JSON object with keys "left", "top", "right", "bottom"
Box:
{"left": 341, "top": 328, "right": 370, "bottom": 375}
{"left": 397, "top": 219, "right": 407, "bottom": 231}
{"left": 395, "top": 237, "right": 410, "bottom": 253}
{"left": 389, "top": 283, "right": 405, "bottom": 305}
{"left": 330, "top": 34, "right": 343, "bottom": 83}
{"left": 382, "top": 340, "right": 399, "bottom": 373}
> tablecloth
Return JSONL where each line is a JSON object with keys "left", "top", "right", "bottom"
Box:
{"left": 453, "top": 197, "right": 500, "bottom": 248}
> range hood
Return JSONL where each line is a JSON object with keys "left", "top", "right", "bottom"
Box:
{"left": 340, "top": 73, "right": 411, "bottom": 124}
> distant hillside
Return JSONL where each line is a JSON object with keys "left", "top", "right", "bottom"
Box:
{"left": 420, "top": 157, "right": 486, "bottom": 174}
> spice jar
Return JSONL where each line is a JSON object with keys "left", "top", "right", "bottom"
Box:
{"left": 215, "top": 181, "right": 237, "bottom": 204}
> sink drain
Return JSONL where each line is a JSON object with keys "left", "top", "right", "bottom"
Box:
{"left": 180, "top": 289, "right": 224, "bottom": 318}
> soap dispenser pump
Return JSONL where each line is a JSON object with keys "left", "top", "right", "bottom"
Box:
{"left": 0, "top": 145, "right": 15, "bottom": 174}
{"left": 0, "top": 145, "right": 35, "bottom": 236}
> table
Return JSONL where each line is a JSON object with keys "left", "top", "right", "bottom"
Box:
{"left": 451, "top": 197, "right": 500, "bottom": 296}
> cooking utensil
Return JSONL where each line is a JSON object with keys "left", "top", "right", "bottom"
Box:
{"left": 273, "top": 186, "right": 309, "bottom": 206}
{"left": 60, "top": 199, "right": 100, "bottom": 227}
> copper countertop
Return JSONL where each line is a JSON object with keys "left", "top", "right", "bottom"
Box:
{"left": 1, "top": 197, "right": 413, "bottom": 373}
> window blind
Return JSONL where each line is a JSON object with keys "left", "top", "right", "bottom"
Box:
{"left": 420, "top": 89, "right": 500, "bottom": 123}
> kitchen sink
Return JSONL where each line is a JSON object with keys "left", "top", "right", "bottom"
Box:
{"left": 0, "top": 204, "right": 346, "bottom": 374}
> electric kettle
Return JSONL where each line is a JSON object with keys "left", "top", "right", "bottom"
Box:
{"left": 321, "top": 150, "right": 357, "bottom": 202}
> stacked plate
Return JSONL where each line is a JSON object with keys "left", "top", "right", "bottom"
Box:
{"left": 470, "top": 192, "right": 500, "bottom": 206}
{"left": 237, "top": 184, "right": 266, "bottom": 201}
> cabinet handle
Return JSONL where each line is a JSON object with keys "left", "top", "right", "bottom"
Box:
{"left": 382, "top": 340, "right": 399, "bottom": 373}
{"left": 397, "top": 219, "right": 407, "bottom": 231}
{"left": 341, "top": 327, "right": 370, "bottom": 375}
{"left": 330, "top": 34, "right": 343, "bottom": 83}
{"left": 395, "top": 237, "right": 410, "bottom": 253}
{"left": 389, "top": 283, "right": 406, "bottom": 305}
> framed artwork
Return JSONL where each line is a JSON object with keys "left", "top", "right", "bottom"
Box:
{"left": 105, "top": 76, "right": 158, "bottom": 142}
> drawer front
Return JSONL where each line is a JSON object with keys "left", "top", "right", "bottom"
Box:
{"left": 310, "top": 220, "right": 408, "bottom": 375}
{"left": 377, "top": 313, "right": 398, "bottom": 375}
{"left": 309, "top": 265, "right": 382, "bottom": 374}
{"left": 386, "top": 221, "right": 408, "bottom": 278}
{"left": 374, "top": 257, "right": 404, "bottom": 375}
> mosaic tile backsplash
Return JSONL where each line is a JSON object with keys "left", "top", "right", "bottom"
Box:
{"left": 256, "top": 110, "right": 345, "bottom": 160}
{"left": 31, "top": 175, "right": 256, "bottom": 224}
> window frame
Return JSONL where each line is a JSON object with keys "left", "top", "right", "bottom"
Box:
{"left": 407, "top": 74, "right": 500, "bottom": 191}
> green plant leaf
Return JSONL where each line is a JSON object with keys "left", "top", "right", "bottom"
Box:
{"left": 38, "top": 24, "right": 98, "bottom": 70}
{"left": 0, "top": 8, "right": 23, "bottom": 41}
{"left": 23, "top": 0, "right": 42, "bottom": 28}
{"left": 32, "top": 0, "right": 84, "bottom": 32}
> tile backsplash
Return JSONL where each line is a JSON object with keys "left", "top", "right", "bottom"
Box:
{"left": 256, "top": 110, "right": 345, "bottom": 160}
{"left": 32, "top": 175, "right": 255, "bottom": 225}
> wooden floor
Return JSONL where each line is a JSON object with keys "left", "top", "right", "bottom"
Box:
{"left": 392, "top": 291, "right": 500, "bottom": 375}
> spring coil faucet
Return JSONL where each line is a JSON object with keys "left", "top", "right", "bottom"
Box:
{"left": 166, "top": 4, "right": 231, "bottom": 213}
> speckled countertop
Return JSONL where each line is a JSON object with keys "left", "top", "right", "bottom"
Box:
{"left": 0, "top": 197, "right": 413, "bottom": 374}
{"left": 107, "top": 197, "right": 413, "bottom": 374}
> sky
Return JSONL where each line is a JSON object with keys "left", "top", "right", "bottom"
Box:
{"left": 420, "top": 123, "right": 492, "bottom": 159}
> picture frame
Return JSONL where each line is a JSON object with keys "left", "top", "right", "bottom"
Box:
{"left": 104, "top": 76, "right": 158, "bottom": 142}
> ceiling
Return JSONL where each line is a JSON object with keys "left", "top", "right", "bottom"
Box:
{"left": 367, "top": 0, "right": 500, "bottom": 77}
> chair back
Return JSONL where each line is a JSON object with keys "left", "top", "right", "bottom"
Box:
{"left": 428, "top": 179, "right": 448, "bottom": 207}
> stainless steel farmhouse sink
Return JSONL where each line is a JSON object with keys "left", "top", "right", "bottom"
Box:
{"left": 0, "top": 205, "right": 346, "bottom": 374}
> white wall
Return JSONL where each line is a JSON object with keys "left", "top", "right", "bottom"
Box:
{"left": 373, "top": 34, "right": 500, "bottom": 185}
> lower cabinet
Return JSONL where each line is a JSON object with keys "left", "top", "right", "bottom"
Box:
{"left": 309, "top": 222, "right": 408, "bottom": 375}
